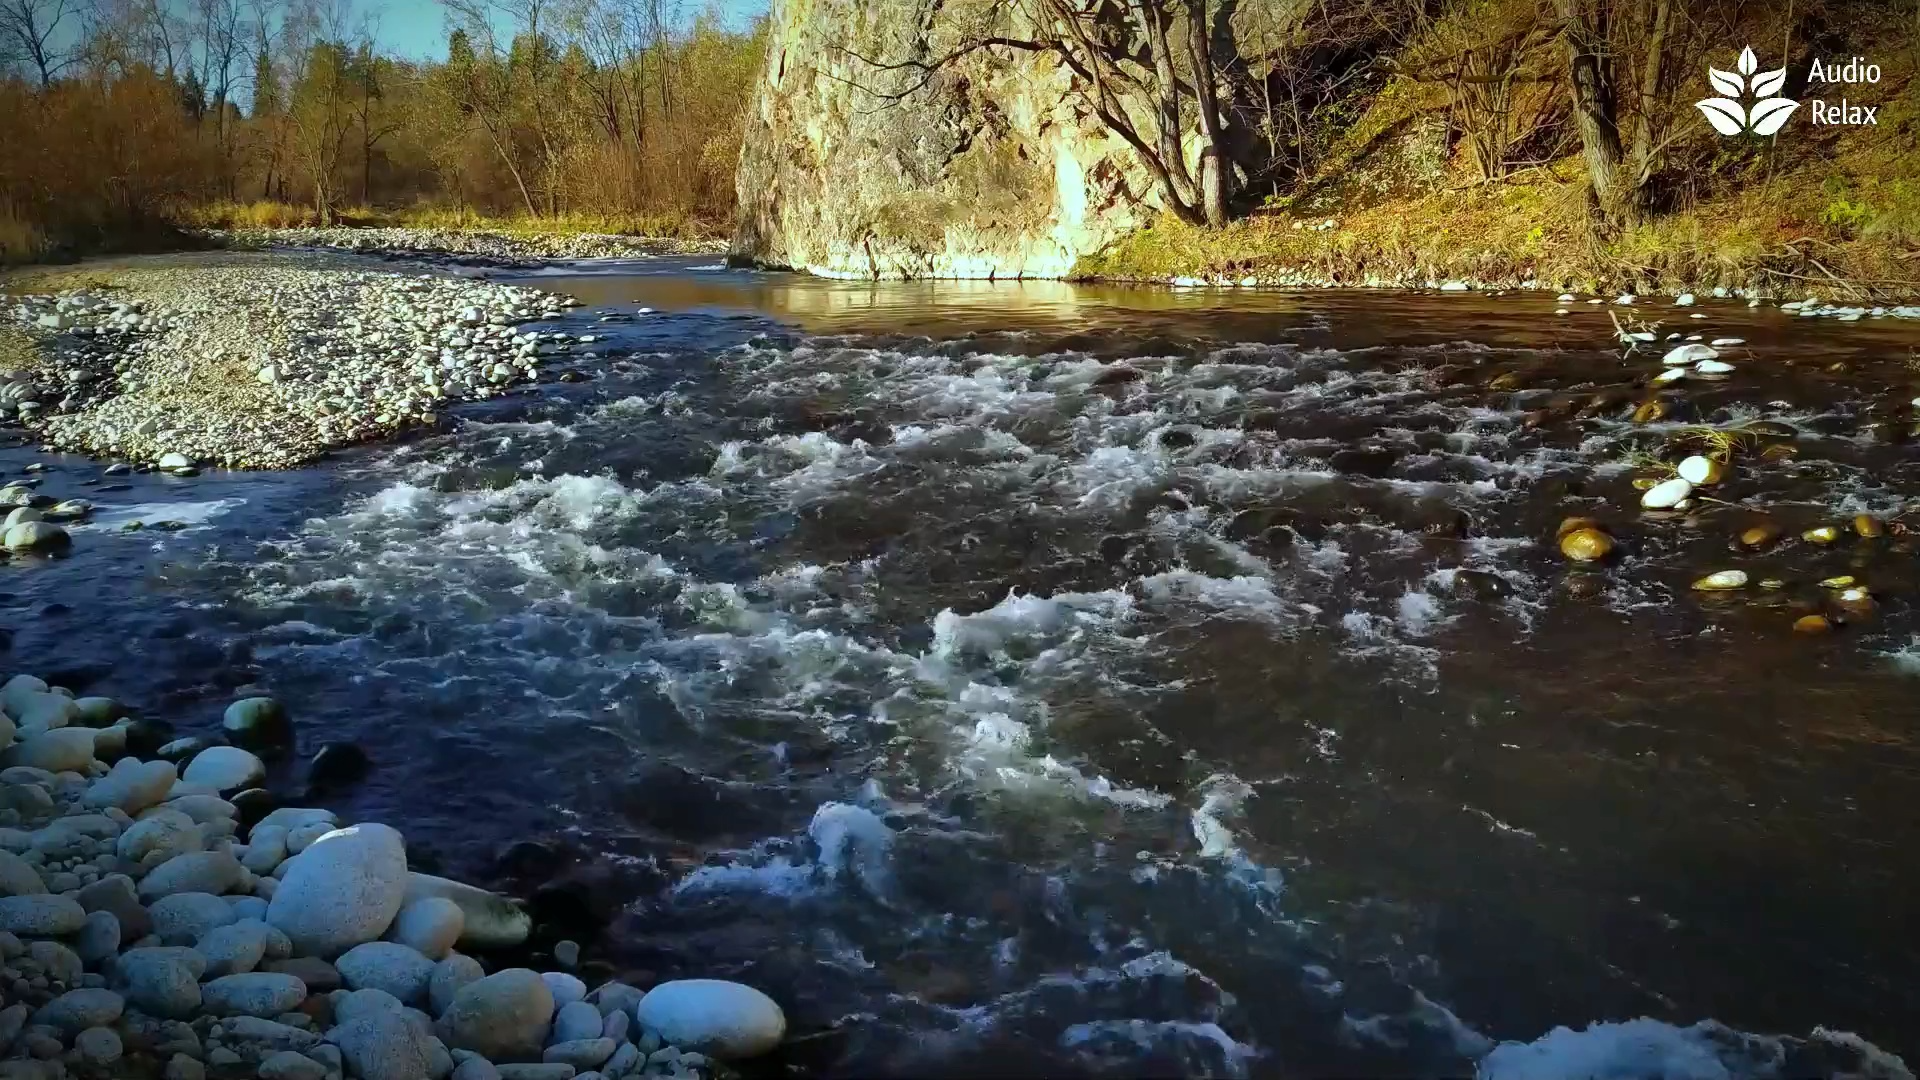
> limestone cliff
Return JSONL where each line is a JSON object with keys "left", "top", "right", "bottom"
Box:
{"left": 731, "top": 0, "right": 1161, "bottom": 280}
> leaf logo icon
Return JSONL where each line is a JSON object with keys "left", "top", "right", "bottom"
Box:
{"left": 1697, "top": 47, "right": 1797, "bottom": 136}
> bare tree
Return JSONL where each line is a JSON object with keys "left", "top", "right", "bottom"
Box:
{"left": 284, "top": 0, "right": 362, "bottom": 222}
{"left": 1390, "top": 3, "right": 1559, "bottom": 183}
{"left": 195, "top": 0, "right": 251, "bottom": 196}
{"left": 0, "top": 0, "right": 81, "bottom": 86}
{"left": 440, "top": 0, "right": 541, "bottom": 216}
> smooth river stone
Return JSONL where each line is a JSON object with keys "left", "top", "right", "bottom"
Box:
{"left": 335, "top": 941, "right": 436, "bottom": 1005}
{"left": 633, "top": 979, "right": 786, "bottom": 1059}
{"left": 403, "top": 873, "right": 530, "bottom": 950}
{"left": 201, "top": 972, "right": 308, "bottom": 1016}
{"left": 138, "top": 849, "right": 243, "bottom": 900}
{"left": 82, "top": 758, "right": 178, "bottom": 815}
{"left": 386, "top": 896, "right": 464, "bottom": 960}
{"left": 266, "top": 823, "right": 408, "bottom": 958}
{"left": 436, "top": 968, "right": 554, "bottom": 1062}
{"left": 0, "top": 894, "right": 86, "bottom": 936}
{"left": 180, "top": 745, "right": 266, "bottom": 793}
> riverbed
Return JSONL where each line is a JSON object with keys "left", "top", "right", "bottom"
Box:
{"left": 7, "top": 254, "right": 1920, "bottom": 1078}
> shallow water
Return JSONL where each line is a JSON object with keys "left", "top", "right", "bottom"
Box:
{"left": 9, "top": 256, "right": 1920, "bottom": 1077}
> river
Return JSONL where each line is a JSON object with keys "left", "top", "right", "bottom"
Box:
{"left": 8, "top": 255, "right": 1920, "bottom": 1078}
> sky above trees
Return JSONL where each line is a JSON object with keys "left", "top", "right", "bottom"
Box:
{"left": 374, "top": 0, "right": 765, "bottom": 60}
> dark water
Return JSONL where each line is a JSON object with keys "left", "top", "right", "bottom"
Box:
{"left": 9, "top": 256, "right": 1920, "bottom": 1078}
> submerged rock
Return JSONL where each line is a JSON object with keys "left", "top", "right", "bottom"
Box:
{"left": 1691, "top": 570, "right": 1749, "bottom": 591}
{"left": 221, "top": 697, "right": 293, "bottom": 752}
{"left": 1559, "top": 527, "right": 1615, "bottom": 563}
{"left": 1639, "top": 477, "right": 1692, "bottom": 509}
{"left": 2, "top": 521, "right": 70, "bottom": 553}
{"left": 1676, "top": 456, "right": 1726, "bottom": 485}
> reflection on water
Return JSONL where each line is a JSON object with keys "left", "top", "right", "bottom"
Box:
{"left": 13, "top": 255, "right": 1920, "bottom": 1079}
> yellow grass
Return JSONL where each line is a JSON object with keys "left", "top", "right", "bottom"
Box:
{"left": 179, "top": 201, "right": 721, "bottom": 241}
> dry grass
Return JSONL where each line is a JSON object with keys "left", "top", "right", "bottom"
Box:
{"left": 180, "top": 201, "right": 720, "bottom": 241}
{"left": 0, "top": 213, "right": 47, "bottom": 266}
{"left": 1082, "top": 1, "right": 1920, "bottom": 300}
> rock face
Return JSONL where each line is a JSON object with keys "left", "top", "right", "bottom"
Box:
{"left": 267, "top": 823, "right": 409, "bottom": 958}
{"left": 732, "top": 0, "right": 1164, "bottom": 279}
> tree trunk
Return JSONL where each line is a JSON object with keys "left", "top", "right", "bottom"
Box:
{"left": 1555, "top": 0, "right": 1627, "bottom": 221}
{"left": 1129, "top": 0, "right": 1193, "bottom": 200}
{"left": 1184, "top": 0, "right": 1231, "bottom": 226}
{"left": 1629, "top": 0, "right": 1672, "bottom": 205}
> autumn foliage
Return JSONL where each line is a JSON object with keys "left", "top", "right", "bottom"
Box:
{"left": 1, "top": 0, "right": 763, "bottom": 262}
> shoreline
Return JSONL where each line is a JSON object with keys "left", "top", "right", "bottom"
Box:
{"left": 2, "top": 252, "right": 593, "bottom": 471}
{"left": 0, "top": 668, "right": 785, "bottom": 1078}
{"left": 200, "top": 229, "right": 728, "bottom": 266}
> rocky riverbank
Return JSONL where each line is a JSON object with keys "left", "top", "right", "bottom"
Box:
{"left": 0, "top": 671, "right": 788, "bottom": 1080}
{"left": 1, "top": 254, "right": 593, "bottom": 469}
{"left": 202, "top": 230, "right": 726, "bottom": 264}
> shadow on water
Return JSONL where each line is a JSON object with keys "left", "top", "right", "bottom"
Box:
{"left": 8, "top": 254, "right": 1920, "bottom": 1077}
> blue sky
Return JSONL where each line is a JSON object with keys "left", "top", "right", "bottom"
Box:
{"left": 374, "top": 0, "right": 769, "bottom": 60}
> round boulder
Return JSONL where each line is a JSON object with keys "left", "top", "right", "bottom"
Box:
{"left": 82, "top": 757, "right": 177, "bottom": 815}
{"left": 435, "top": 968, "right": 554, "bottom": 1062}
{"left": 202, "top": 972, "right": 308, "bottom": 1017}
{"left": 386, "top": 896, "right": 463, "bottom": 961}
{"left": 331, "top": 1009, "right": 437, "bottom": 1080}
{"left": 306, "top": 741, "right": 371, "bottom": 793}
{"left": 138, "top": 849, "right": 243, "bottom": 901}
{"left": 634, "top": 979, "right": 786, "bottom": 1059}
{"left": 428, "top": 953, "right": 484, "bottom": 1018}
{"left": 222, "top": 697, "right": 293, "bottom": 752}
{"left": 1, "top": 727, "right": 97, "bottom": 773}
{"left": 336, "top": 941, "right": 436, "bottom": 1005}
{"left": 0, "top": 893, "right": 87, "bottom": 936}
{"left": 403, "top": 873, "right": 530, "bottom": 951}
{"left": 114, "top": 946, "right": 206, "bottom": 1018}
{"left": 266, "top": 823, "right": 409, "bottom": 959}
{"left": 3, "top": 520, "right": 71, "bottom": 553}
{"left": 180, "top": 745, "right": 266, "bottom": 793}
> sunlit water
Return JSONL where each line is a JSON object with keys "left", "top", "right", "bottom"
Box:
{"left": 9, "top": 256, "right": 1920, "bottom": 1078}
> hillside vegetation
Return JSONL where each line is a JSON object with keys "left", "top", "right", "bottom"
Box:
{"left": 1079, "top": 0, "right": 1920, "bottom": 297}
{"left": 1, "top": 0, "right": 762, "bottom": 264}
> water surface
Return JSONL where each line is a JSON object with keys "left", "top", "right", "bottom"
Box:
{"left": 9, "top": 257, "right": 1920, "bottom": 1077}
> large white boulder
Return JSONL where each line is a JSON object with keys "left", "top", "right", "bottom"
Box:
{"left": 266, "top": 823, "right": 408, "bottom": 958}
{"left": 180, "top": 745, "right": 266, "bottom": 793}
{"left": 634, "top": 979, "right": 786, "bottom": 1059}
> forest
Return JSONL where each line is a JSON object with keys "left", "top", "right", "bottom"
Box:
{"left": 0, "top": 0, "right": 763, "bottom": 261}
{"left": 4, "top": 0, "right": 1919, "bottom": 291}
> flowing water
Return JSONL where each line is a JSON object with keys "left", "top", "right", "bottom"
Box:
{"left": 9, "top": 256, "right": 1920, "bottom": 1078}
